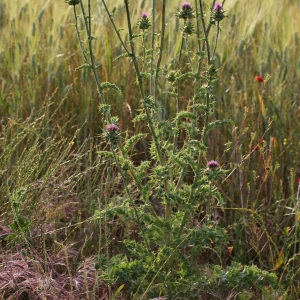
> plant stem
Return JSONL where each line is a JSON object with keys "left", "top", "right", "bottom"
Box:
{"left": 199, "top": 0, "right": 211, "bottom": 63}
{"left": 173, "top": 20, "right": 186, "bottom": 152}
{"left": 155, "top": 0, "right": 166, "bottom": 116}
{"left": 206, "top": 181, "right": 212, "bottom": 224}
{"left": 101, "top": 0, "right": 130, "bottom": 54}
{"left": 203, "top": 91, "right": 210, "bottom": 145}
{"left": 150, "top": 0, "right": 155, "bottom": 98}
{"left": 142, "top": 30, "right": 146, "bottom": 72}
{"left": 211, "top": 21, "right": 220, "bottom": 62}
{"left": 74, "top": 1, "right": 156, "bottom": 224}
{"left": 76, "top": 0, "right": 112, "bottom": 123}
{"left": 123, "top": 0, "right": 164, "bottom": 166}
{"left": 191, "top": 0, "right": 202, "bottom": 138}
{"left": 73, "top": 5, "right": 90, "bottom": 64}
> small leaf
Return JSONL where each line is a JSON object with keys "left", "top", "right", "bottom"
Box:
{"left": 257, "top": 92, "right": 266, "bottom": 119}
{"left": 132, "top": 34, "right": 143, "bottom": 38}
{"left": 113, "top": 52, "right": 130, "bottom": 61}
{"left": 175, "top": 110, "right": 197, "bottom": 121}
{"left": 283, "top": 226, "right": 290, "bottom": 236}
{"left": 205, "top": 119, "right": 233, "bottom": 132}
{"left": 275, "top": 251, "right": 284, "bottom": 270}
{"left": 123, "top": 133, "right": 148, "bottom": 154}
{"left": 178, "top": 72, "right": 196, "bottom": 80}
{"left": 75, "top": 63, "right": 90, "bottom": 71}
{"left": 114, "top": 284, "right": 125, "bottom": 297}
{"left": 97, "top": 151, "right": 114, "bottom": 159}
{"left": 100, "top": 82, "right": 121, "bottom": 94}
{"left": 227, "top": 246, "right": 234, "bottom": 254}
{"left": 88, "top": 35, "right": 97, "bottom": 41}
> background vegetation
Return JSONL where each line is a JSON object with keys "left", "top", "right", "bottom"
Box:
{"left": 0, "top": 0, "right": 299, "bottom": 299}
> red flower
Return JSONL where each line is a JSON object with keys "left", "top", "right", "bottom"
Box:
{"left": 255, "top": 75, "right": 264, "bottom": 83}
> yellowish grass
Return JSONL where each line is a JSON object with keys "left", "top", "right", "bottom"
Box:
{"left": 223, "top": 0, "right": 300, "bottom": 52}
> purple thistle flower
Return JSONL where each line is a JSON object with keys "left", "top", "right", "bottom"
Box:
{"left": 177, "top": 1, "right": 194, "bottom": 19}
{"left": 207, "top": 160, "right": 219, "bottom": 169}
{"left": 138, "top": 12, "right": 151, "bottom": 29}
{"left": 212, "top": 2, "right": 225, "bottom": 21}
{"left": 106, "top": 124, "right": 119, "bottom": 133}
{"left": 213, "top": 2, "right": 223, "bottom": 12}
{"left": 181, "top": 2, "right": 192, "bottom": 10}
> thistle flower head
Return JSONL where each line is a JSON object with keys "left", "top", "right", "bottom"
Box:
{"left": 177, "top": 2, "right": 195, "bottom": 19}
{"left": 138, "top": 12, "right": 151, "bottom": 30}
{"left": 213, "top": 2, "right": 223, "bottom": 12}
{"left": 106, "top": 124, "right": 119, "bottom": 133}
{"left": 207, "top": 160, "right": 219, "bottom": 169}
{"left": 212, "top": 2, "right": 225, "bottom": 22}
{"left": 181, "top": 2, "right": 192, "bottom": 10}
{"left": 183, "top": 21, "right": 195, "bottom": 35}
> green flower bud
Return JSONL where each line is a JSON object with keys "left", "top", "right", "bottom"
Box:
{"left": 67, "top": 0, "right": 80, "bottom": 6}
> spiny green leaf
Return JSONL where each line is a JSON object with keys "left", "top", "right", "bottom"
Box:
{"left": 175, "top": 110, "right": 197, "bottom": 121}
{"left": 97, "top": 151, "right": 114, "bottom": 159}
{"left": 75, "top": 63, "right": 90, "bottom": 71}
{"left": 124, "top": 133, "right": 148, "bottom": 154}
{"left": 189, "top": 103, "right": 208, "bottom": 111}
{"left": 205, "top": 119, "right": 233, "bottom": 132}
{"left": 100, "top": 82, "right": 121, "bottom": 94}
{"left": 178, "top": 72, "right": 196, "bottom": 80}
{"left": 133, "top": 113, "right": 147, "bottom": 123}
{"left": 113, "top": 52, "right": 131, "bottom": 61}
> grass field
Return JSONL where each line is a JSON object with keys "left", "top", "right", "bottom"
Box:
{"left": 0, "top": 0, "right": 299, "bottom": 299}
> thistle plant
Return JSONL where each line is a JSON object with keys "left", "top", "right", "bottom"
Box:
{"left": 66, "top": 0, "right": 278, "bottom": 298}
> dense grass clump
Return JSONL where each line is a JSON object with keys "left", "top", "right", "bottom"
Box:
{"left": 0, "top": 0, "right": 299, "bottom": 299}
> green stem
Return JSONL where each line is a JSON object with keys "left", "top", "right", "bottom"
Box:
{"left": 199, "top": 0, "right": 211, "bottom": 63}
{"left": 211, "top": 21, "right": 220, "bottom": 62}
{"left": 75, "top": 1, "right": 157, "bottom": 222}
{"left": 79, "top": 0, "right": 90, "bottom": 35}
{"left": 142, "top": 30, "right": 146, "bottom": 72}
{"left": 101, "top": 0, "right": 130, "bottom": 54}
{"left": 204, "top": 0, "right": 216, "bottom": 38}
{"left": 150, "top": 0, "right": 155, "bottom": 97}
{"left": 73, "top": 5, "right": 90, "bottom": 65}
{"left": 173, "top": 20, "right": 186, "bottom": 152}
{"left": 194, "top": 0, "right": 201, "bottom": 54}
{"left": 191, "top": 0, "right": 202, "bottom": 139}
{"left": 101, "top": 0, "right": 164, "bottom": 166}
{"left": 206, "top": 181, "right": 212, "bottom": 224}
{"left": 155, "top": 0, "right": 166, "bottom": 114}
{"left": 203, "top": 91, "right": 210, "bottom": 145}
{"left": 76, "top": 0, "right": 112, "bottom": 123}
{"left": 123, "top": 0, "right": 164, "bottom": 166}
